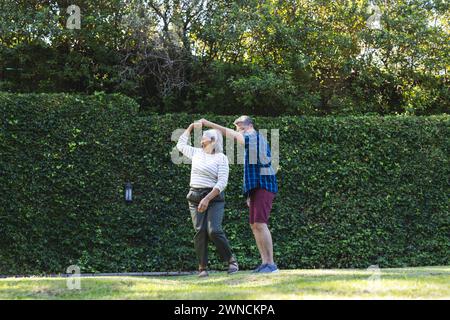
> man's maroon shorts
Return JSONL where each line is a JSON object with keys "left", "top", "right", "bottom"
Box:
{"left": 249, "top": 188, "right": 276, "bottom": 225}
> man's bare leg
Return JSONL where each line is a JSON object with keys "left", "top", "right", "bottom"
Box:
{"left": 251, "top": 223, "right": 267, "bottom": 263}
{"left": 251, "top": 223, "right": 274, "bottom": 264}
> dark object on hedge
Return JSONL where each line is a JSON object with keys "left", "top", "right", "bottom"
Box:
{"left": 125, "top": 182, "right": 132, "bottom": 202}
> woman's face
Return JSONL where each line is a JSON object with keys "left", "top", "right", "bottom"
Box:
{"left": 201, "top": 136, "right": 214, "bottom": 153}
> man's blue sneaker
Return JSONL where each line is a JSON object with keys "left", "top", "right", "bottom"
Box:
{"left": 252, "top": 264, "right": 268, "bottom": 273}
{"left": 258, "top": 263, "right": 279, "bottom": 273}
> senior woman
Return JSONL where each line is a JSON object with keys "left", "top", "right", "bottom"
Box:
{"left": 177, "top": 121, "right": 239, "bottom": 277}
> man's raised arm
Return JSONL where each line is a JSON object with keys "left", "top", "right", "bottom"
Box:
{"left": 199, "top": 118, "right": 245, "bottom": 145}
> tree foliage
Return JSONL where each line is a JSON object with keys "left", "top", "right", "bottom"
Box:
{"left": 0, "top": 0, "right": 448, "bottom": 115}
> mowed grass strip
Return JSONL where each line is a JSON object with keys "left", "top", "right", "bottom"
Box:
{"left": 0, "top": 266, "right": 448, "bottom": 300}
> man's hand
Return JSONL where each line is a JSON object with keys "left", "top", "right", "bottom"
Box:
{"left": 198, "top": 197, "right": 210, "bottom": 213}
{"left": 198, "top": 118, "right": 212, "bottom": 127}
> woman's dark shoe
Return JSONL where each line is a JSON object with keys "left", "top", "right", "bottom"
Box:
{"left": 227, "top": 260, "right": 239, "bottom": 274}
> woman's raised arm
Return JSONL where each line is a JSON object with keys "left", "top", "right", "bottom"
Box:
{"left": 176, "top": 122, "right": 202, "bottom": 159}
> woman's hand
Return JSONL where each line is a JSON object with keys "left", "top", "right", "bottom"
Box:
{"left": 246, "top": 197, "right": 250, "bottom": 207}
{"left": 198, "top": 197, "right": 210, "bottom": 213}
{"left": 198, "top": 118, "right": 212, "bottom": 127}
{"left": 192, "top": 121, "right": 202, "bottom": 129}
{"left": 186, "top": 121, "right": 202, "bottom": 134}
{"left": 198, "top": 188, "right": 220, "bottom": 213}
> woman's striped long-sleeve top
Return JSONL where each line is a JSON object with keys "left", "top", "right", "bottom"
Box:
{"left": 176, "top": 132, "right": 229, "bottom": 192}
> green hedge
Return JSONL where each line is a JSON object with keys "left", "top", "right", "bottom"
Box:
{"left": 1, "top": 92, "right": 449, "bottom": 274}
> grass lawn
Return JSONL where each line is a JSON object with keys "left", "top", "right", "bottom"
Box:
{"left": 0, "top": 266, "right": 448, "bottom": 300}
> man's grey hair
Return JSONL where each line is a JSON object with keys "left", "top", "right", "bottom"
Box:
{"left": 233, "top": 115, "right": 254, "bottom": 126}
{"left": 203, "top": 129, "right": 223, "bottom": 154}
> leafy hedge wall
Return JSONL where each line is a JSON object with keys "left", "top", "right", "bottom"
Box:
{"left": 0, "top": 92, "right": 449, "bottom": 275}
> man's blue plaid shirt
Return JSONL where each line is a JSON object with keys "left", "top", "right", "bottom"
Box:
{"left": 243, "top": 131, "right": 278, "bottom": 196}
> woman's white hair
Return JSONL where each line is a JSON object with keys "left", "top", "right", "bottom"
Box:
{"left": 203, "top": 129, "right": 223, "bottom": 153}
